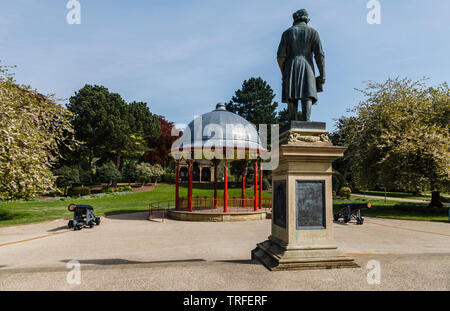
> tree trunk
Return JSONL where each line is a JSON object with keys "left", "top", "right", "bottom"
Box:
{"left": 116, "top": 150, "right": 122, "bottom": 171}
{"left": 89, "top": 147, "right": 94, "bottom": 183}
{"left": 428, "top": 180, "right": 443, "bottom": 208}
{"left": 429, "top": 190, "right": 443, "bottom": 208}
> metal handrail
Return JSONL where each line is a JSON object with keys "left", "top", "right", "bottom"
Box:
{"left": 148, "top": 200, "right": 177, "bottom": 222}
{"left": 148, "top": 197, "right": 272, "bottom": 221}
{"left": 177, "top": 197, "right": 272, "bottom": 209}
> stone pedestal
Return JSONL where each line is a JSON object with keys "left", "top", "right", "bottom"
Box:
{"left": 252, "top": 121, "right": 358, "bottom": 270}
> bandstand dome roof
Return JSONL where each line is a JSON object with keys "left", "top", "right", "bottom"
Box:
{"left": 174, "top": 103, "right": 266, "bottom": 155}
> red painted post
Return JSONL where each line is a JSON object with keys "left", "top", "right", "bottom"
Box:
{"left": 254, "top": 161, "right": 258, "bottom": 212}
{"left": 241, "top": 160, "right": 246, "bottom": 208}
{"left": 175, "top": 162, "right": 180, "bottom": 210}
{"left": 259, "top": 160, "right": 263, "bottom": 210}
{"left": 188, "top": 160, "right": 193, "bottom": 212}
{"left": 214, "top": 160, "right": 218, "bottom": 209}
{"left": 224, "top": 159, "right": 228, "bottom": 213}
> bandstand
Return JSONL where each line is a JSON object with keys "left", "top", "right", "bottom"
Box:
{"left": 149, "top": 103, "right": 272, "bottom": 222}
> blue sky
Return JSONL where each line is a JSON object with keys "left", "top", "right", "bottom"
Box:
{"left": 1, "top": 0, "right": 449, "bottom": 131}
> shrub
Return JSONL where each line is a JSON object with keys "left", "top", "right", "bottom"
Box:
{"left": 339, "top": 187, "right": 352, "bottom": 199}
{"left": 116, "top": 186, "right": 133, "bottom": 192}
{"left": 101, "top": 186, "right": 115, "bottom": 194}
{"left": 332, "top": 171, "right": 345, "bottom": 193}
{"left": 68, "top": 186, "right": 91, "bottom": 197}
{"left": 162, "top": 172, "right": 176, "bottom": 183}
{"left": 122, "top": 185, "right": 133, "bottom": 192}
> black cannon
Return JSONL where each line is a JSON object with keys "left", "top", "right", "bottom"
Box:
{"left": 67, "top": 204, "right": 100, "bottom": 231}
{"left": 334, "top": 203, "right": 371, "bottom": 225}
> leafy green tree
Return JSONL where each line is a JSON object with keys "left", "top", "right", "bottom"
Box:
{"left": 329, "top": 116, "right": 358, "bottom": 189}
{"left": 226, "top": 77, "right": 278, "bottom": 128}
{"left": 0, "top": 64, "right": 76, "bottom": 200}
{"left": 129, "top": 101, "right": 160, "bottom": 142}
{"left": 96, "top": 161, "right": 122, "bottom": 186}
{"left": 68, "top": 86, "right": 160, "bottom": 172}
{"left": 118, "top": 101, "right": 160, "bottom": 163}
{"left": 122, "top": 159, "right": 138, "bottom": 184}
{"left": 342, "top": 78, "right": 449, "bottom": 207}
{"left": 67, "top": 85, "right": 115, "bottom": 170}
{"left": 136, "top": 163, "right": 164, "bottom": 186}
{"left": 53, "top": 166, "right": 80, "bottom": 195}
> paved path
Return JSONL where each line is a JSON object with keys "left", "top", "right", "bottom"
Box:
{"left": 352, "top": 193, "right": 450, "bottom": 206}
{"left": 0, "top": 213, "right": 449, "bottom": 290}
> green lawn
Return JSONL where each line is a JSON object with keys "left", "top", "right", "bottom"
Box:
{"left": 0, "top": 183, "right": 270, "bottom": 227}
{"left": 333, "top": 198, "right": 449, "bottom": 222}
{"left": 1, "top": 184, "right": 448, "bottom": 226}
{"left": 355, "top": 190, "right": 450, "bottom": 201}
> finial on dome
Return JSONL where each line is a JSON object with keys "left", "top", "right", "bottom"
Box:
{"left": 215, "top": 103, "right": 227, "bottom": 111}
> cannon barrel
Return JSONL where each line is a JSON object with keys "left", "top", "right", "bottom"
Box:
{"left": 68, "top": 203, "right": 94, "bottom": 211}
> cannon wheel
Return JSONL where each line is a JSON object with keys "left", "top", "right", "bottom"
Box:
{"left": 95, "top": 217, "right": 100, "bottom": 226}
{"left": 357, "top": 217, "right": 364, "bottom": 225}
{"left": 88, "top": 221, "right": 94, "bottom": 228}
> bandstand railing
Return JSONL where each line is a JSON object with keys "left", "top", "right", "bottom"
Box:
{"left": 177, "top": 197, "right": 272, "bottom": 211}
{"left": 148, "top": 197, "right": 272, "bottom": 221}
{"left": 148, "top": 200, "right": 177, "bottom": 222}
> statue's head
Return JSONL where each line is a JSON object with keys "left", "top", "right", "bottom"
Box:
{"left": 293, "top": 9, "right": 310, "bottom": 23}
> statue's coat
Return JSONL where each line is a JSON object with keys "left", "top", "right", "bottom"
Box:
{"left": 277, "top": 21, "right": 325, "bottom": 104}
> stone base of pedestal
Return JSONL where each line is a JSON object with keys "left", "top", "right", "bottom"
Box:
{"left": 251, "top": 238, "right": 359, "bottom": 271}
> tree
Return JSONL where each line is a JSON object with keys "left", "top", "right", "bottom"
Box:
{"left": 226, "top": 77, "right": 278, "bottom": 129}
{"left": 121, "top": 159, "right": 138, "bottom": 185}
{"left": 53, "top": 166, "right": 80, "bottom": 195}
{"left": 0, "top": 64, "right": 76, "bottom": 200}
{"left": 136, "top": 163, "right": 164, "bottom": 186}
{"left": 342, "top": 77, "right": 449, "bottom": 207}
{"left": 129, "top": 102, "right": 160, "bottom": 142}
{"left": 96, "top": 161, "right": 122, "bottom": 186}
{"left": 143, "top": 115, "right": 177, "bottom": 167}
{"left": 329, "top": 116, "right": 358, "bottom": 190}
{"left": 68, "top": 86, "right": 161, "bottom": 172}
{"left": 67, "top": 85, "right": 116, "bottom": 170}
{"left": 123, "top": 101, "right": 161, "bottom": 163}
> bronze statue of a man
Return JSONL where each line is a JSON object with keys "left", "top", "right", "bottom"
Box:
{"left": 277, "top": 9, "right": 325, "bottom": 122}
